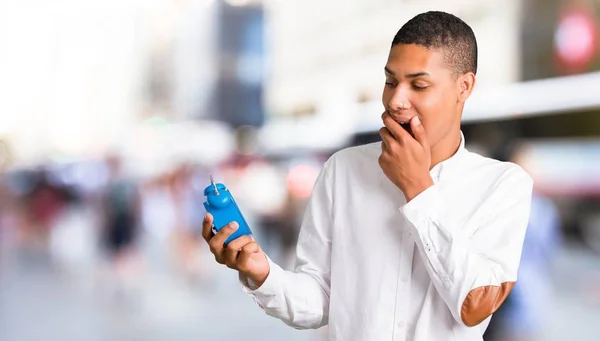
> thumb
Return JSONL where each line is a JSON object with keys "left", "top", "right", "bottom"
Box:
{"left": 410, "top": 116, "right": 429, "bottom": 149}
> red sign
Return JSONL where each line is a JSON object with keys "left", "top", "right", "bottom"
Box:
{"left": 554, "top": 5, "right": 599, "bottom": 73}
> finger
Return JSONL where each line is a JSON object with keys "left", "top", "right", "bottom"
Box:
{"left": 410, "top": 116, "right": 429, "bottom": 149}
{"left": 227, "top": 235, "right": 254, "bottom": 250}
{"left": 237, "top": 242, "right": 262, "bottom": 268}
{"left": 225, "top": 235, "right": 255, "bottom": 267}
{"left": 202, "top": 213, "right": 214, "bottom": 242}
{"left": 223, "top": 247, "right": 240, "bottom": 268}
{"left": 382, "top": 112, "right": 411, "bottom": 143}
{"left": 208, "top": 221, "right": 238, "bottom": 254}
{"left": 214, "top": 252, "right": 225, "bottom": 265}
{"left": 379, "top": 127, "right": 396, "bottom": 152}
{"left": 378, "top": 154, "right": 387, "bottom": 170}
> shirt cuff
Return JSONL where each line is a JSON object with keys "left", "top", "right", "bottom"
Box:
{"left": 400, "top": 184, "right": 442, "bottom": 227}
{"left": 239, "top": 256, "right": 284, "bottom": 296}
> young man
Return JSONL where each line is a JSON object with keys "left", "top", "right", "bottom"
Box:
{"left": 202, "top": 11, "right": 533, "bottom": 341}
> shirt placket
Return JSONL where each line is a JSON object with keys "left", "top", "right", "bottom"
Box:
{"left": 392, "top": 227, "right": 415, "bottom": 341}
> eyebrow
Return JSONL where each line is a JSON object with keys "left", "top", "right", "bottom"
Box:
{"left": 384, "top": 67, "right": 430, "bottom": 78}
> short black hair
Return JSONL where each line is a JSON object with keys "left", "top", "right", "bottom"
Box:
{"left": 392, "top": 11, "right": 478, "bottom": 76}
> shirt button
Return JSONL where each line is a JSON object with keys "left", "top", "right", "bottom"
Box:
{"left": 396, "top": 321, "right": 405, "bottom": 328}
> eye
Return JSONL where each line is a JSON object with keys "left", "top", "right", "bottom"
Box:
{"left": 413, "top": 84, "right": 429, "bottom": 91}
{"left": 385, "top": 80, "right": 397, "bottom": 88}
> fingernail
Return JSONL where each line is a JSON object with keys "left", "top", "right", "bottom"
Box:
{"left": 204, "top": 214, "right": 209, "bottom": 222}
{"left": 413, "top": 116, "right": 421, "bottom": 125}
{"left": 230, "top": 222, "right": 239, "bottom": 230}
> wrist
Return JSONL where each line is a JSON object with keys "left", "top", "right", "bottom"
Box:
{"left": 246, "top": 267, "right": 270, "bottom": 288}
{"left": 404, "top": 175, "right": 434, "bottom": 202}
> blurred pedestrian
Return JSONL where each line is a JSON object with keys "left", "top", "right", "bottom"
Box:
{"left": 99, "top": 155, "right": 142, "bottom": 303}
{"left": 169, "top": 163, "right": 207, "bottom": 283}
{"left": 20, "top": 168, "right": 70, "bottom": 256}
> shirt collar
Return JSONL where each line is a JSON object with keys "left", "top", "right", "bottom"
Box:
{"left": 430, "top": 131, "right": 467, "bottom": 182}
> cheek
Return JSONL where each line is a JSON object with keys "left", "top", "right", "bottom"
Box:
{"left": 381, "top": 87, "right": 392, "bottom": 108}
{"left": 412, "top": 97, "right": 440, "bottom": 131}
{"left": 419, "top": 118, "right": 438, "bottom": 142}
{"left": 414, "top": 101, "right": 452, "bottom": 142}
{"left": 415, "top": 90, "right": 448, "bottom": 112}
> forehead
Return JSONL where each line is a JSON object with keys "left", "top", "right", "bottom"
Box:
{"left": 385, "top": 44, "right": 451, "bottom": 77}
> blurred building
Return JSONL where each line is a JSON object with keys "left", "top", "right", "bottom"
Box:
{"left": 143, "top": 0, "right": 265, "bottom": 128}
{"left": 215, "top": 1, "right": 266, "bottom": 127}
{"left": 0, "top": 0, "right": 266, "bottom": 168}
{"left": 516, "top": 0, "right": 600, "bottom": 138}
{"left": 255, "top": 0, "right": 525, "bottom": 151}
{"left": 0, "top": 0, "right": 144, "bottom": 165}
{"left": 262, "top": 0, "right": 522, "bottom": 126}
{"left": 522, "top": 0, "right": 600, "bottom": 80}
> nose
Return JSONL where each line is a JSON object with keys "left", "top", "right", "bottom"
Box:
{"left": 387, "top": 86, "right": 412, "bottom": 112}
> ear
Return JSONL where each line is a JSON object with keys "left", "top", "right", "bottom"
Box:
{"left": 457, "top": 72, "right": 476, "bottom": 103}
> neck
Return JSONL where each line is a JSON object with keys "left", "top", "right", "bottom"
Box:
{"left": 429, "top": 128, "right": 462, "bottom": 170}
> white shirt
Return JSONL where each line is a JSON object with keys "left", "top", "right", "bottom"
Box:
{"left": 241, "top": 133, "right": 533, "bottom": 341}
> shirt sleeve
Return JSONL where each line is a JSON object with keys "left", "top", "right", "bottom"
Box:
{"left": 239, "top": 159, "right": 334, "bottom": 330}
{"left": 400, "top": 165, "right": 533, "bottom": 327}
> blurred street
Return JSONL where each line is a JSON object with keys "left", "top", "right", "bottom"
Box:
{"left": 0, "top": 206, "right": 599, "bottom": 341}
{"left": 0, "top": 207, "right": 320, "bottom": 341}
{"left": 548, "top": 246, "right": 600, "bottom": 341}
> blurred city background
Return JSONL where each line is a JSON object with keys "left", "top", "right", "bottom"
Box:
{"left": 0, "top": 0, "right": 599, "bottom": 340}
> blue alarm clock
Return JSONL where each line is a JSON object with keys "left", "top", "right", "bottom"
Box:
{"left": 203, "top": 176, "right": 252, "bottom": 245}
